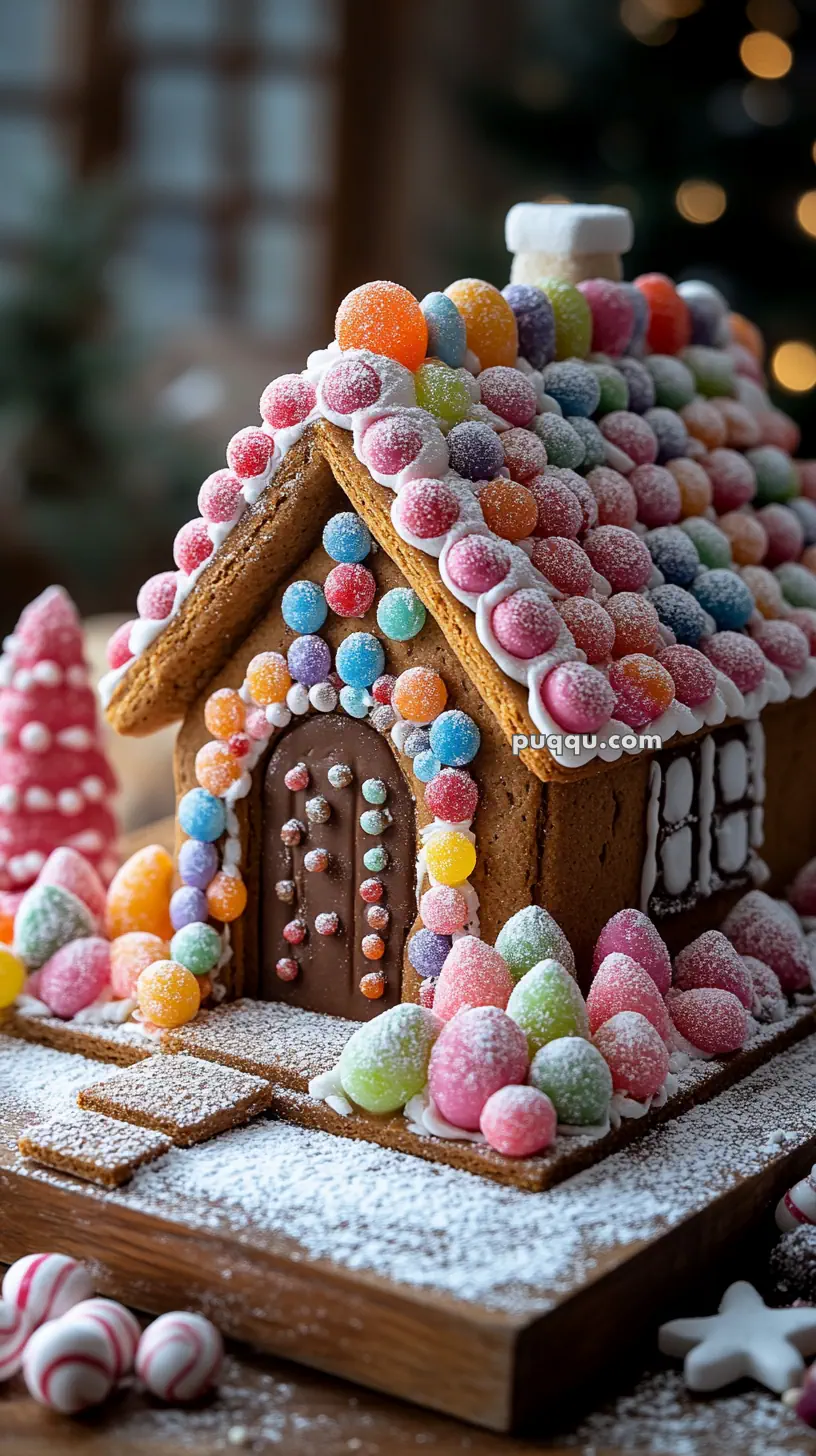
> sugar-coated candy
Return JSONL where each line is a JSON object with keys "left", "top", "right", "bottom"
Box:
{"left": 614, "top": 356, "right": 654, "bottom": 416}
{"left": 287, "top": 635, "right": 332, "bottom": 689}
{"left": 673, "top": 930, "right": 753, "bottom": 1008}
{"left": 495, "top": 904, "right": 575, "bottom": 982}
{"left": 23, "top": 1316, "right": 114, "bottom": 1413}
{"left": 692, "top": 569, "right": 753, "bottom": 631}
{"left": 606, "top": 593, "right": 661, "bottom": 658}
{"left": 359, "top": 878, "right": 383, "bottom": 904}
{"left": 718, "top": 511, "right": 767, "bottom": 566}
{"left": 588, "top": 952, "right": 672, "bottom": 1042}
{"left": 393, "top": 666, "right": 447, "bottom": 724}
{"left": 555, "top": 468, "right": 598, "bottom": 534}
{"left": 0, "top": 945, "right": 25, "bottom": 1008}
{"left": 173, "top": 519, "right": 213, "bottom": 576}
{"left": 629, "top": 463, "right": 681, "bottom": 528}
{"left": 0, "top": 1298, "right": 31, "bottom": 1379}
{"left": 424, "top": 829, "right": 476, "bottom": 886}
{"left": 322, "top": 512, "right": 371, "bottom": 566}
{"left": 178, "top": 790, "right": 228, "bottom": 854}
{"left": 568, "top": 415, "right": 606, "bottom": 471}
{"left": 320, "top": 357, "right": 385, "bottom": 418}
{"left": 359, "top": 970, "right": 385, "bottom": 997}
{"left": 478, "top": 478, "right": 538, "bottom": 542}
{"left": 424, "top": 767, "right": 478, "bottom": 822}
{"left": 598, "top": 411, "right": 658, "bottom": 470}
{"left": 747, "top": 444, "right": 797, "bottom": 505}
{"left": 536, "top": 278, "right": 592, "bottom": 360}
{"left": 360, "top": 411, "right": 432, "bottom": 477}
{"left": 432, "top": 937, "right": 512, "bottom": 1019}
{"left": 702, "top": 630, "right": 766, "bottom": 693}
{"left": 723, "top": 890, "right": 811, "bottom": 993}
{"left": 110, "top": 932, "right": 169, "bottom": 999}
{"left": 420, "top": 290, "right": 467, "bottom": 368}
{"left": 593, "top": 1010, "right": 669, "bottom": 1100}
{"left": 371, "top": 675, "right": 396, "bottom": 706}
{"left": 339, "top": 1002, "right": 440, "bottom": 1114}
{"left": 582, "top": 525, "right": 652, "bottom": 594}
{"left": 366, "top": 904, "right": 389, "bottom": 932}
{"left": 786, "top": 607, "right": 816, "bottom": 654}
{"left": 777, "top": 562, "right": 816, "bottom": 611}
{"left": 334, "top": 633, "right": 385, "bottom": 689}
{"left": 246, "top": 651, "right": 291, "bottom": 706}
{"left": 577, "top": 277, "right": 635, "bottom": 356}
{"left": 195, "top": 740, "right": 242, "bottom": 796}
{"left": 680, "top": 516, "right": 732, "bottom": 570}
{"left": 315, "top": 911, "right": 340, "bottom": 936}
{"left": 499, "top": 428, "right": 547, "bottom": 484}
{"left": 478, "top": 365, "right": 537, "bottom": 426}
{"left": 480, "top": 1084, "right": 557, "bottom": 1157}
{"left": 106, "top": 620, "right": 134, "bottom": 669}
{"left": 609, "top": 653, "right": 674, "bottom": 728}
{"left": 540, "top": 361, "right": 600, "bottom": 419}
{"left": 275, "top": 879, "right": 295, "bottom": 903}
{"left": 592, "top": 908, "right": 671, "bottom": 994}
{"left": 656, "top": 644, "right": 716, "bottom": 707}
{"left": 276, "top": 958, "right": 298, "bottom": 982}
{"left": 649, "top": 584, "right": 708, "bottom": 648}
{"left": 137, "top": 960, "right": 201, "bottom": 1028}
{"left": 445, "top": 535, "right": 511, "bottom": 596}
{"left": 730, "top": 311, "right": 765, "bottom": 361}
{"left": 283, "top": 918, "right": 306, "bottom": 945}
{"left": 490, "top": 589, "right": 558, "bottom": 660}
{"left": 226, "top": 425, "right": 275, "bottom": 478}
{"left": 789, "top": 496, "right": 816, "bottom": 546}
{"left": 644, "top": 526, "right": 700, "bottom": 588}
{"left": 528, "top": 473, "right": 583, "bottom": 540}
{"left": 530, "top": 536, "right": 593, "bottom": 596}
{"left": 668, "top": 987, "right": 747, "bottom": 1054}
{"left": 643, "top": 407, "right": 688, "bottom": 464}
{"left": 339, "top": 685, "right": 368, "bottom": 718}
{"left": 198, "top": 469, "right": 244, "bottom": 525}
{"left": 752, "top": 618, "right": 809, "bottom": 674}
{"left": 758, "top": 503, "right": 804, "bottom": 567}
{"left": 14, "top": 883, "right": 96, "bottom": 970}
{"left": 447, "top": 420, "right": 504, "bottom": 482}
{"left": 39, "top": 937, "right": 110, "bottom": 1018}
{"left": 137, "top": 570, "right": 178, "bottom": 621}
{"left": 667, "top": 456, "right": 713, "bottom": 516}
{"left": 360, "top": 808, "right": 390, "bottom": 836}
{"left": 645, "top": 354, "right": 696, "bottom": 412}
{"left": 714, "top": 397, "right": 760, "bottom": 450}
{"left": 403, "top": 727, "right": 430, "bottom": 757}
{"left": 207, "top": 872, "right": 247, "bottom": 923}
{"left": 532, "top": 413, "right": 585, "bottom": 471}
{"left": 260, "top": 374, "right": 316, "bottom": 429}
{"left": 420, "top": 885, "right": 469, "bottom": 935}
{"left": 245, "top": 707, "right": 270, "bottom": 740}
{"left": 408, "top": 928, "right": 453, "bottom": 979}
{"left": 398, "top": 477, "right": 460, "bottom": 539}
{"left": 324, "top": 563, "right": 376, "bottom": 620}
{"left": 429, "top": 1004, "right": 528, "bottom": 1130}
{"left": 585, "top": 467, "right": 636, "bottom": 529}
{"left": 281, "top": 580, "right": 328, "bottom": 635}
{"left": 284, "top": 762, "right": 310, "bottom": 792}
{"left": 170, "top": 921, "right": 221, "bottom": 976}
{"left": 634, "top": 275, "right": 691, "bottom": 356}
{"left": 38, "top": 847, "right": 107, "bottom": 921}
{"left": 414, "top": 749, "right": 441, "bottom": 782}
{"left": 683, "top": 345, "right": 736, "bottom": 399}
{"left": 678, "top": 279, "right": 728, "bottom": 347}
{"left": 530, "top": 1036, "right": 613, "bottom": 1127}
{"left": 415, "top": 361, "right": 472, "bottom": 425}
{"left": 3, "top": 1252, "right": 94, "bottom": 1329}
{"left": 705, "top": 447, "right": 756, "bottom": 512}
{"left": 359, "top": 778, "right": 386, "bottom": 807}
{"left": 69, "top": 1297, "right": 140, "bottom": 1380}
{"left": 790, "top": 859, "right": 816, "bottom": 916}
{"left": 304, "top": 848, "right": 329, "bottom": 874}
{"left": 506, "top": 958, "right": 588, "bottom": 1056}
{"left": 375, "top": 587, "right": 426, "bottom": 643}
{"left": 445, "top": 278, "right": 518, "bottom": 369}
{"left": 203, "top": 688, "right": 245, "bottom": 741}
{"left": 556, "top": 597, "right": 616, "bottom": 664}
{"left": 135, "top": 1310, "right": 223, "bottom": 1403}
{"left": 426, "top": 710, "right": 480, "bottom": 769}
{"left": 502, "top": 283, "right": 556, "bottom": 368}
{"left": 335, "top": 281, "right": 427, "bottom": 370}
{"left": 681, "top": 397, "right": 727, "bottom": 450}
{"left": 540, "top": 661, "right": 615, "bottom": 734}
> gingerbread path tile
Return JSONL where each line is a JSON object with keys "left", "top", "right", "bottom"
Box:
{"left": 77, "top": 1053, "right": 274, "bottom": 1147}
{"left": 162, "top": 999, "right": 358, "bottom": 1090}
{"left": 4, "top": 1005, "right": 154, "bottom": 1067}
{"left": 18, "top": 1110, "right": 171, "bottom": 1187}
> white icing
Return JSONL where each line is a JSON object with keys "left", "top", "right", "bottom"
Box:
{"left": 640, "top": 760, "right": 662, "bottom": 912}
{"left": 307, "top": 1066, "right": 352, "bottom": 1116}
{"left": 747, "top": 718, "right": 766, "bottom": 849}
{"left": 697, "top": 733, "right": 716, "bottom": 897}
{"left": 403, "top": 1090, "right": 486, "bottom": 1143}
{"left": 663, "top": 756, "right": 694, "bottom": 824}
{"left": 718, "top": 737, "right": 748, "bottom": 804}
{"left": 661, "top": 827, "right": 693, "bottom": 897}
{"left": 717, "top": 810, "right": 750, "bottom": 876}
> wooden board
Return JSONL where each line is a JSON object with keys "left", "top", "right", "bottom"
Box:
{"left": 3, "top": 1031, "right": 816, "bottom": 1433}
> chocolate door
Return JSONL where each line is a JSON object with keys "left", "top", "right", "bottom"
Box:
{"left": 261, "top": 713, "right": 416, "bottom": 1019}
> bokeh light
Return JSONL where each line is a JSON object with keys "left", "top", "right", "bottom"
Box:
{"left": 742, "top": 80, "right": 792, "bottom": 125}
{"left": 739, "top": 30, "right": 793, "bottom": 78}
{"left": 745, "top": 0, "right": 800, "bottom": 37}
{"left": 676, "top": 180, "right": 727, "bottom": 224}
{"left": 796, "top": 191, "right": 816, "bottom": 238}
{"left": 771, "top": 342, "right": 816, "bottom": 393}
{"left": 620, "top": 0, "right": 677, "bottom": 44}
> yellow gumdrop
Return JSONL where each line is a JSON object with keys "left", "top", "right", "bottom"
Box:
{"left": 425, "top": 830, "right": 476, "bottom": 887}
{"left": 106, "top": 845, "right": 174, "bottom": 941}
{"left": 137, "top": 960, "right": 201, "bottom": 1029}
{"left": 444, "top": 279, "right": 518, "bottom": 369}
{"left": 0, "top": 945, "right": 25, "bottom": 1008}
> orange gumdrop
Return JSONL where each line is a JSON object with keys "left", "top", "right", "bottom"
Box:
{"left": 246, "top": 651, "right": 291, "bottom": 706}
{"left": 718, "top": 511, "right": 768, "bottom": 566}
{"left": 106, "top": 845, "right": 174, "bottom": 941}
{"left": 392, "top": 667, "right": 448, "bottom": 725}
{"left": 479, "top": 479, "right": 538, "bottom": 541}
{"left": 606, "top": 592, "right": 662, "bottom": 658}
{"left": 110, "top": 932, "right": 169, "bottom": 999}
{"left": 206, "top": 871, "right": 248, "bottom": 923}
{"left": 204, "top": 688, "right": 245, "bottom": 739}
{"left": 802, "top": 545, "right": 816, "bottom": 574}
{"left": 666, "top": 457, "right": 712, "bottom": 517}
{"left": 360, "top": 971, "right": 385, "bottom": 999}
{"left": 681, "top": 399, "right": 727, "bottom": 451}
{"left": 335, "top": 281, "right": 428, "bottom": 372}
{"left": 444, "top": 279, "right": 518, "bottom": 369}
{"left": 195, "top": 741, "right": 242, "bottom": 796}
{"left": 741, "top": 565, "right": 785, "bottom": 619}
{"left": 713, "top": 398, "right": 760, "bottom": 451}
{"left": 729, "top": 311, "right": 764, "bottom": 362}
{"left": 137, "top": 960, "right": 201, "bottom": 1029}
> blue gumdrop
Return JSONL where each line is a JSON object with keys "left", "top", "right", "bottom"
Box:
{"left": 692, "top": 568, "right": 754, "bottom": 630}
{"left": 502, "top": 283, "right": 556, "bottom": 369}
{"left": 421, "top": 291, "right": 467, "bottom": 368}
{"left": 335, "top": 632, "right": 385, "bottom": 688}
{"left": 644, "top": 526, "right": 700, "bottom": 587}
{"left": 413, "top": 750, "right": 442, "bottom": 782}
{"left": 178, "top": 788, "right": 226, "bottom": 843}
{"left": 282, "top": 579, "right": 328, "bottom": 634}
{"left": 322, "top": 511, "right": 371, "bottom": 564}
{"left": 428, "top": 709, "right": 480, "bottom": 767}
{"left": 408, "top": 928, "right": 452, "bottom": 978}
{"left": 615, "top": 356, "right": 656, "bottom": 414}
{"left": 644, "top": 407, "right": 689, "bottom": 464}
{"left": 648, "top": 584, "right": 709, "bottom": 646}
{"left": 376, "top": 587, "right": 426, "bottom": 641}
{"left": 339, "top": 685, "right": 370, "bottom": 718}
{"left": 541, "top": 361, "right": 601, "bottom": 419}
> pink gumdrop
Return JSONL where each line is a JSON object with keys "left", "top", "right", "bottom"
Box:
{"left": 743, "top": 955, "right": 784, "bottom": 1018}
{"left": 106, "top": 622, "right": 135, "bottom": 670}
{"left": 539, "top": 661, "right": 615, "bottom": 733}
{"left": 420, "top": 885, "right": 469, "bottom": 936}
{"left": 787, "top": 608, "right": 816, "bottom": 655}
{"left": 197, "top": 470, "right": 245, "bottom": 524}
{"left": 320, "top": 357, "right": 382, "bottom": 415}
{"left": 592, "top": 908, "right": 672, "bottom": 995}
{"left": 577, "top": 278, "right": 635, "bottom": 356}
{"left": 558, "top": 471, "right": 598, "bottom": 534}
{"left": 583, "top": 525, "right": 653, "bottom": 593}
{"left": 629, "top": 464, "right": 682, "bottom": 528}
{"left": 478, "top": 366, "right": 537, "bottom": 427}
{"left": 39, "top": 937, "right": 111, "bottom": 1019}
{"left": 530, "top": 537, "right": 593, "bottom": 596}
{"left": 226, "top": 426, "right": 275, "bottom": 479}
{"left": 673, "top": 930, "right": 753, "bottom": 1008}
{"left": 668, "top": 987, "right": 748, "bottom": 1055}
{"left": 702, "top": 631, "right": 767, "bottom": 693}
{"left": 398, "top": 478, "right": 460, "bottom": 539}
{"left": 428, "top": 1005, "right": 528, "bottom": 1130}
{"left": 245, "top": 708, "right": 270, "bottom": 741}
{"left": 599, "top": 411, "right": 659, "bottom": 468}
{"left": 705, "top": 448, "right": 756, "bottom": 512}
{"left": 260, "top": 374, "right": 316, "bottom": 429}
{"left": 586, "top": 467, "right": 638, "bottom": 529}
{"left": 480, "top": 1084, "right": 557, "bottom": 1157}
{"left": 587, "top": 952, "right": 673, "bottom": 1042}
{"left": 790, "top": 858, "right": 816, "bottom": 916}
{"left": 556, "top": 597, "right": 616, "bottom": 664}
{"left": 500, "top": 428, "right": 548, "bottom": 484}
{"left": 361, "top": 413, "right": 424, "bottom": 476}
{"left": 722, "top": 890, "right": 811, "bottom": 992}
{"left": 528, "top": 474, "right": 583, "bottom": 539}
{"left": 173, "top": 519, "right": 213, "bottom": 576}
{"left": 432, "top": 937, "right": 514, "bottom": 1022}
{"left": 758, "top": 504, "right": 805, "bottom": 567}
{"left": 446, "top": 535, "right": 511, "bottom": 594}
{"left": 751, "top": 619, "right": 809, "bottom": 674}
{"left": 136, "top": 571, "right": 178, "bottom": 622}
{"left": 37, "top": 848, "right": 106, "bottom": 922}
{"left": 491, "top": 590, "right": 560, "bottom": 659}
{"left": 655, "top": 645, "right": 717, "bottom": 707}
{"left": 593, "top": 1010, "right": 669, "bottom": 1100}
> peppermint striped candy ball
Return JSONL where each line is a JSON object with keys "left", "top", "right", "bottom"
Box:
{"left": 776, "top": 1172, "right": 816, "bottom": 1233}
{"left": 0, "top": 1298, "right": 32, "bottom": 1380}
{"left": 68, "top": 1298, "right": 141, "bottom": 1379}
{"left": 23, "top": 1314, "right": 115, "bottom": 1413}
{"left": 136, "top": 1311, "right": 223, "bottom": 1402}
{"left": 2, "top": 1252, "right": 93, "bottom": 1329}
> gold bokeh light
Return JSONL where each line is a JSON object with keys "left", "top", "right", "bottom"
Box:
{"left": 676, "top": 180, "right": 727, "bottom": 224}
{"left": 772, "top": 341, "right": 816, "bottom": 393}
{"left": 797, "top": 191, "right": 816, "bottom": 238}
{"left": 739, "top": 30, "right": 793, "bottom": 77}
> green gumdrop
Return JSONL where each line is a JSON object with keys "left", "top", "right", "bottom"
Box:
{"left": 646, "top": 355, "right": 696, "bottom": 410}
{"left": 415, "top": 361, "right": 472, "bottom": 426}
{"left": 680, "top": 515, "right": 732, "bottom": 569}
{"left": 170, "top": 922, "right": 221, "bottom": 975}
{"left": 681, "top": 345, "right": 736, "bottom": 399}
{"left": 506, "top": 959, "right": 589, "bottom": 1056}
{"left": 538, "top": 278, "right": 592, "bottom": 361}
{"left": 776, "top": 562, "right": 816, "bottom": 610}
{"left": 495, "top": 904, "right": 575, "bottom": 983}
{"left": 588, "top": 362, "right": 629, "bottom": 416}
{"left": 13, "top": 884, "right": 96, "bottom": 970}
{"left": 529, "top": 1036, "right": 612, "bottom": 1125}
{"left": 567, "top": 416, "right": 606, "bottom": 472}
{"left": 746, "top": 445, "right": 797, "bottom": 505}
{"left": 339, "top": 1003, "right": 440, "bottom": 1115}
{"left": 533, "top": 412, "right": 585, "bottom": 469}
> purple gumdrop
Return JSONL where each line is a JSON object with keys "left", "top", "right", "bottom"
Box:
{"left": 447, "top": 421, "right": 505, "bottom": 483}
{"left": 502, "top": 283, "right": 556, "bottom": 369}
{"left": 616, "top": 355, "right": 656, "bottom": 414}
{"left": 287, "top": 634, "right": 332, "bottom": 687}
{"left": 170, "top": 885, "right": 209, "bottom": 931}
{"left": 408, "top": 928, "right": 452, "bottom": 978}
{"left": 178, "top": 838, "right": 219, "bottom": 890}
{"left": 619, "top": 282, "right": 649, "bottom": 349}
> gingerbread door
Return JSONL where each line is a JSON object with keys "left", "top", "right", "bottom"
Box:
{"left": 261, "top": 713, "right": 416, "bottom": 1019}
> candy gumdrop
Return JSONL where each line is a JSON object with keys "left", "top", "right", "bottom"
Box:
{"left": 501, "top": 283, "right": 556, "bottom": 369}
{"left": 432, "top": 937, "right": 513, "bottom": 1022}
{"left": 428, "top": 1005, "right": 528, "bottom": 1130}
{"left": 13, "top": 884, "right": 96, "bottom": 970}
{"left": 137, "top": 960, "right": 201, "bottom": 1029}
{"left": 556, "top": 598, "right": 616, "bottom": 665}
{"left": 0, "top": 945, "right": 25, "bottom": 1008}
{"left": 593, "top": 1011, "right": 669, "bottom": 1100}
{"left": 587, "top": 953, "right": 672, "bottom": 1042}
{"left": 39, "top": 937, "right": 111, "bottom": 1019}
{"left": 480, "top": 1084, "right": 557, "bottom": 1157}
{"left": 105, "top": 845, "right": 174, "bottom": 941}
{"left": 577, "top": 278, "right": 635, "bottom": 356}
{"left": 608, "top": 654, "right": 675, "bottom": 729}
{"left": 110, "top": 932, "right": 169, "bottom": 999}
{"left": 420, "top": 291, "right": 467, "bottom": 368}
{"left": 673, "top": 930, "right": 753, "bottom": 1009}
{"left": 722, "top": 891, "right": 811, "bottom": 993}
{"left": 634, "top": 274, "right": 691, "bottom": 355}
{"left": 583, "top": 525, "right": 652, "bottom": 594}
{"left": 506, "top": 959, "right": 589, "bottom": 1057}
{"left": 656, "top": 645, "right": 717, "bottom": 708}
{"left": 495, "top": 905, "right": 575, "bottom": 982}
{"left": 445, "top": 279, "right": 518, "bottom": 369}
{"left": 539, "top": 662, "right": 615, "bottom": 734}
{"left": 420, "top": 885, "right": 469, "bottom": 935}
{"left": 338, "top": 1003, "right": 440, "bottom": 1115}
{"left": 335, "top": 281, "right": 428, "bottom": 371}
{"left": 529, "top": 1036, "right": 613, "bottom": 1126}
{"left": 668, "top": 987, "right": 748, "bottom": 1055}
{"left": 592, "top": 908, "right": 672, "bottom": 995}
{"left": 536, "top": 278, "right": 592, "bottom": 360}
{"left": 789, "top": 858, "right": 816, "bottom": 917}
{"left": 37, "top": 848, "right": 107, "bottom": 923}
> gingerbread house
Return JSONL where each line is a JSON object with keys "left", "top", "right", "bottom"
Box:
{"left": 100, "top": 202, "right": 816, "bottom": 1022}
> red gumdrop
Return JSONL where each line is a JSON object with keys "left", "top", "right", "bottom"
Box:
{"left": 655, "top": 645, "right": 717, "bottom": 707}
{"left": 39, "top": 937, "right": 111, "bottom": 1019}
{"left": 588, "top": 952, "right": 673, "bottom": 1042}
{"left": 323, "top": 563, "right": 376, "bottom": 618}
{"left": 371, "top": 674, "right": 396, "bottom": 705}
{"left": 197, "top": 469, "right": 244, "bottom": 524}
{"left": 560, "top": 472, "right": 599, "bottom": 535}
{"left": 593, "top": 1010, "right": 669, "bottom": 1100}
{"left": 577, "top": 278, "right": 635, "bottom": 356}
{"left": 500, "top": 428, "right": 548, "bottom": 483}
{"left": 722, "top": 890, "right": 811, "bottom": 992}
{"left": 605, "top": 593, "right": 661, "bottom": 658}
{"left": 599, "top": 412, "right": 659, "bottom": 468}
{"left": 556, "top": 597, "right": 616, "bottom": 664}
{"left": 321, "top": 357, "right": 382, "bottom": 415}
{"left": 173, "top": 519, "right": 213, "bottom": 575}
{"left": 136, "top": 572, "right": 178, "bottom": 622}
{"left": 226, "top": 425, "right": 275, "bottom": 479}
{"left": 260, "top": 374, "right": 316, "bottom": 429}
{"left": 424, "top": 768, "right": 478, "bottom": 822}
{"left": 398, "top": 478, "right": 460, "bottom": 539}
{"left": 668, "top": 987, "right": 747, "bottom": 1054}
{"left": 634, "top": 273, "right": 692, "bottom": 354}
{"left": 751, "top": 619, "right": 809, "bottom": 674}
{"left": 491, "top": 590, "right": 560, "bottom": 659}
{"left": 592, "top": 908, "right": 672, "bottom": 995}
{"left": 106, "top": 621, "right": 135, "bottom": 670}
{"left": 629, "top": 464, "right": 682, "bottom": 528}
{"left": 758, "top": 504, "right": 805, "bottom": 566}
{"left": 38, "top": 847, "right": 107, "bottom": 922}
{"left": 432, "top": 937, "right": 514, "bottom": 1022}
{"left": 528, "top": 474, "right": 583, "bottom": 539}
{"left": 786, "top": 608, "right": 816, "bottom": 655}
{"left": 702, "top": 631, "right": 767, "bottom": 693}
{"left": 361, "top": 413, "right": 425, "bottom": 476}
{"left": 583, "top": 525, "right": 652, "bottom": 593}
{"left": 477, "top": 366, "right": 537, "bottom": 427}
{"left": 673, "top": 930, "right": 753, "bottom": 1008}
{"left": 586, "top": 466, "right": 638, "bottom": 528}
{"left": 705, "top": 448, "right": 756, "bottom": 512}
{"left": 446, "top": 534, "right": 511, "bottom": 593}
{"left": 790, "top": 858, "right": 816, "bottom": 916}
{"left": 530, "top": 537, "right": 593, "bottom": 596}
